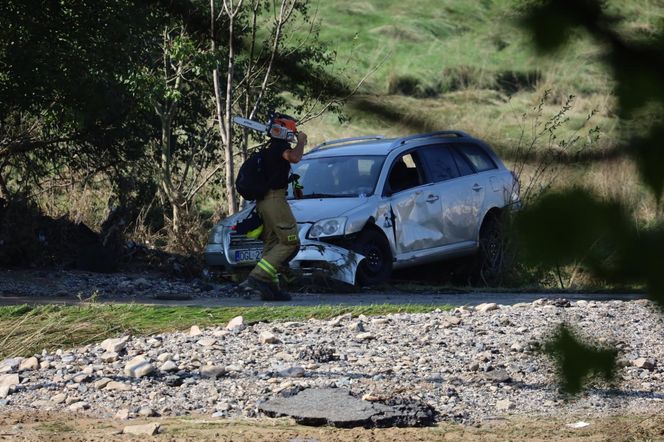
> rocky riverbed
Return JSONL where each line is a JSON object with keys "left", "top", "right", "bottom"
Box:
{"left": 1, "top": 299, "right": 663, "bottom": 425}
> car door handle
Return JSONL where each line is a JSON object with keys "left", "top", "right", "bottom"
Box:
{"left": 426, "top": 194, "right": 439, "bottom": 203}
{"left": 472, "top": 184, "right": 483, "bottom": 192}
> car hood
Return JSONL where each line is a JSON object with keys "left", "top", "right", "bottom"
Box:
{"left": 289, "top": 197, "right": 367, "bottom": 223}
{"left": 217, "top": 197, "right": 367, "bottom": 228}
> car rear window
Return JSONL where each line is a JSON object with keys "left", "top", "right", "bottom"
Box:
{"left": 456, "top": 143, "right": 497, "bottom": 172}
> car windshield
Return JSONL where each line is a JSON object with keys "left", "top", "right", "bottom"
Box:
{"left": 287, "top": 155, "right": 385, "bottom": 199}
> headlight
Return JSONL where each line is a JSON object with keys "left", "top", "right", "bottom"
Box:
{"left": 308, "top": 217, "right": 347, "bottom": 239}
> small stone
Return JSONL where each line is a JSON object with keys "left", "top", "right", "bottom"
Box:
{"left": 101, "top": 352, "right": 118, "bottom": 363}
{"left": 0, "top": 358, "right": 21, "bottom": 373}
{"left": 114, "top": 409, "right": 130, "bottom": 420}
{"left": 138, "top": 407, "right": 156, "bottom": 417}
{"left": 19, "top": 356, "right": 39, "bottom": 371}
{"left": 633, "top": 358, "right": 657, "bottom": 370}
{"left": 200, "top": 365, "right": 227, "bottom": 379}
{"left": 347, "top": 322, "right": 365, "bottom": 333}
{"left": 198, "top": 337, "right": 216, "bottom": 347}
{"left": 510, "top": 342, "right": 525, "bottom": 352}
{"left": 575, "top": 300, "right": 589, "bottom": 307}
{"left": 0, "top": 385, "right": 10, "bottom": 399}
{"left": 160, "top": 360, "right": 178, "bottom": 372}
{"left": 226, "top": 316, "right": 245, "bottom": 331}
{"left": 443, "top": 317, "right": 462, "bottom": 328}
{"left": 329, "top": 313, "right": 352, "bottom": 326}
{"left": 51, "top": 393, "right": 66, "bottom": 404}
{"left": 93, "top": 378, "right": 112, "bottom": 389}
{"left": 31, "top": 400, "right": 52, "bottom": 408}
{"left": 189, "top": 325, "right": 202, "bottom": 337}
{"left": 105, "top": 381, "right": 132, "bottom": 392}
{"left": 100, "top": 336, "right": 129, "bottom": 353}
{"left": 69, "top": 401, "right": 89, "bottom": 412}
{"left": 73, "top": 373, "right": 90, "bottom": 383}
{"left": 355, "top": 332, "right": 374, "bottom": 341}
{"left": 371, "top": 318, "right": 389, "bottom": 325}
{"left": 123, "top": 423, "right": 160, "bottom": 436}
{"left": 0, "top": 373, "right": 19, "bottom": 391}
{"left": 157, "top": 353, "right": 173, "bottom": 363}
{"left": 124, "top": 356, "right": 154, "bottom": 378}
{"left": 259, "top": 331, "right": 280, "bottom": 344}
{"left": 277, "top": 366, "right": 305, "bottom": 378}
{"left": 495, "top": 399, "right": 514, "bottom": 411}
{"left": 475, "top": 303, "right": 499, "bottom": 313}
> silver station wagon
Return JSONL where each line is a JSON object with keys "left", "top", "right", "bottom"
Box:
{"left": 206, "top": 131, "right": 520, "bottom": 286}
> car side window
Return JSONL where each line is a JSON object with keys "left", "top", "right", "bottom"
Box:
{"left": 419, "top": 145, "right": 461, "bottom": 182}
{"left": 450, "top": 148, "right": 475, "bottom": 176}
{"left": 456, "top": 143, "right": 497, "bottom": 172}
{"left": 386, "top": 152, "right": 425, "bottom": 194}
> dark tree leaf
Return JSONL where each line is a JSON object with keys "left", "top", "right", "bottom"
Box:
{"left": 544, "top": 324, "right": 618, "bottom": 395}
{"left": 515, "top": 189, "right": 632, "bottom": 267}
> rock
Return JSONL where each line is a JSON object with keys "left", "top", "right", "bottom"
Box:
{"left": 124, "top": 356, "right": 154, "bottom": 378}
{"left": 101, "top": 352, "right": 119, "bottom": 363}
{"left": 31, "top": 400, "right": 52, "bottom": 408}
{"left": 157, "top": 353, "right": 173, "bottom": 362}
{"left": 484, "top": 370, "right": 512, "bottom": 384}
{"left": 189, "top": 325, "right": 202, "bottom": 337}
{"left": 475, "top": 303, "right": 499, "bottom": 313}
{"left": 198, "top": 337, "right": 216, "bottom": 347}
{"left": 495, "top": 399, "right": 514, "bottom": 411}
{"left": 114, "top": 409, "right": 130, "bottom": 420}
{"left": 633, "top": 358, "right": 657, "bottom": 370}
{"left": 0, "top": 385, "right": 10, "bottom": 399}
{"left": 93, "top": 378, "right": 112, "bottom": 389}
{"left": 226, "top": 316, "right": 245, "bottom": 331}
{"left": 138, "top": 407, "right": 157, "bottom": 417}
{"left": 258, "top": 388, "right": 435, "bottom": 428}
{"left": 73, "top": 373, "right": 90, "bottom": 383}
{"left": 0, "top": 358, "right": 21, "bottom": 373}
{"left": 259, "top": 331, "right": 280, "bottom": 344}
{"left": 200, "top": 365, "right": 227, "bottom": 379}
{"left": 160, "top": 360, "right": 178, "bottom": 372}
{"left": 575, "top": 300, "right": 589, "bottom": 308}
{"left": 51, "top": 393, "right": 67, "bottom": 404}
{"left": 510, "top": 342, "right": 525, "bottom": 352}
{"left": 105, "top": 381, "right": 132, "bottom": 392}
{"left": 443, "top": 317, "right": 462, "bottom": 328}
{"left": 371, "top": 318, "right": 390, "bottom": 325}
{"left": 355, "top": 332, "right": 374, "bottom": 342}
{"left": 19, "top": 357, "right": 39, "bottom": 371}
{"left": 100, "top": 336, "right": 129, "bottom": 353}
{"left": 277, "top": 366, "right": 305, "bottom": 378}
{"left": 123, "top": 423, "right": 160, "bottom": 436}
{"left": 347, "top": 322, "right": 365, "bottom": 333}
{"left": 329, "top": 313, "right": 352, "bottom": 327}
{"left": 0, "top": 373, "right": 19, "bottom": 391}
{"left": 69, "top": 401, "right": 89, "bottom": 412}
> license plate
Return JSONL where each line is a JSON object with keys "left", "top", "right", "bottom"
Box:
{"left": 234, "top": 249, "right": 262, "bottom": 263}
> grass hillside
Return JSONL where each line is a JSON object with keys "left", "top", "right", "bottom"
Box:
{"left": 294, "top": 0, "right": 663, "bottom": 224}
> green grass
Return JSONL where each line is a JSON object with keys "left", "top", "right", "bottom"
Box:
{"left": 0, "top": 303, "right": 452, "bottom": 358}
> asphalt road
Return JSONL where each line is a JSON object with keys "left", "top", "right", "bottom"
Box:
{"left": 0, "top": 291, "right": 647, "bottom": 307}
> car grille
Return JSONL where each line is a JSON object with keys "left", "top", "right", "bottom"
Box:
{"left": 228, "top": 232, "right": 263, "bottom": 250}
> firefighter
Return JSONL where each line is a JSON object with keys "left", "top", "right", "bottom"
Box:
{"left": 242, "top": 118, "right": 307, "bottom": 301}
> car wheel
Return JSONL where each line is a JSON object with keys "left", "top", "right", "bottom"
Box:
{"left": 352, "top": 229, "right": 393, "bottom": 286}
{"left": 476, "top": 214, "right": 505, "bottom": 284}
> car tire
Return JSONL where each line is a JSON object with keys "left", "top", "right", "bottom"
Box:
{"left": 475, "top": 214, "right": 506, "bottom": 285}
{"left": 352, "top": 229, "right": 393, "bottom": 286}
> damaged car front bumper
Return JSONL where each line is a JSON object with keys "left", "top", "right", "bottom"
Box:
{"left": 205, "top": 223, "right": 364, "bottom": 286}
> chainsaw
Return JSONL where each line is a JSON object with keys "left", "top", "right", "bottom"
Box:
{"left": 233, "top": 111, "right": 298, "bottom": 143}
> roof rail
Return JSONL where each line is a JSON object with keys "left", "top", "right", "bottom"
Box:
{"left": 309, "top": 135, "right": 385, "bottom": 152}
{"left": 390, "top": 130, "right": 470, "bottom": 148}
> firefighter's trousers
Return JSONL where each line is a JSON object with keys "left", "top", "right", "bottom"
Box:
{"left": 249, "top": 189, "right": 300, "bottom": 285}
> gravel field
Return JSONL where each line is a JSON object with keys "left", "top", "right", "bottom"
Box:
{"left": 1, "top": 298, "right": 663, "bottom": 425}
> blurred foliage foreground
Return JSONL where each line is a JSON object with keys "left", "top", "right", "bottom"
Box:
{"left": 518, "top": 0, "right": 664, "bottom": 394}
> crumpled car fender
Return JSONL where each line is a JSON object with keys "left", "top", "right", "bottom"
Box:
{"left": 290, "top": 240, "right": 364, "bottom": 286}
